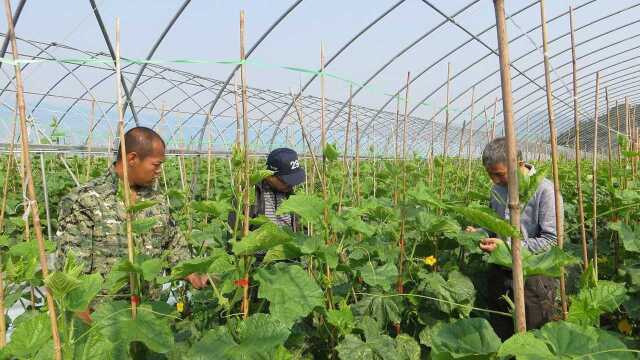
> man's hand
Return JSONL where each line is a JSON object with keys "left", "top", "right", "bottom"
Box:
{"left": 479, "top": 238, "right": 502, "bottom": 253}
{"left": 465, "top": 226, "right": 479, "bottom": 232}
{"left": 185, "top": 273, "right": 209, "bottom": 289}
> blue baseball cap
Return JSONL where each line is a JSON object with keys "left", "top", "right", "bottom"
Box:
{"left": 266, "top": 148, "right": 306, "bottom": 187}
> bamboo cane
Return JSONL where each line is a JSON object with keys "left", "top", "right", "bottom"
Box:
{"left": 569, "top": 7, "right": 589, "bottom": 271}
{"left": 439, "top": 63, "right": 452, "bottom": 200}
{"left": 539, "top": 0, "right": 568, "bottom": 318}
{"left": 397, "top": 72, "right": 410, "bottom": 304}
{"left": 491, "top": 97, "right": 498, "bottom": 140}
{"left": 591, "top": 72, "right": 600, "bottom": 278}
{"left": 86, "top": 99, "right": 95, "bottom": 181}
{"left": 429, "top": 112, "right": 435, "bottom": 186}
{"left": 493, "top": 0, "right": 526, "bottom": 333}
{"left": 465, "top": 87, "right": 476, "bottom": 196}
{"left": 0, "top": 115, "right": 16, "bottom": 233}
{"left": 239, "top": 10, "right": 252, "bottom": 319}
{"left": 114, "top": 18, "right": 138, "bottom": 319}
{"left": 338, "top": 86, "right": 353, "bottom": 213}
{"left": 355, "top": 111, "right": 361, "bottom": 207}
{"left": 616, "top": 100, "right": 621, "bottom": 163}
{"left": 605, "top": 89, "right": 612, "bottom": 184}
{"left": 394, "top": 96, "right": 400, "bottom": 206}
{"left": 457, "top": 119, "right": 466, "bottom": 161}
{"left": 4, "top": 1, "right": 62, "bottom": 356}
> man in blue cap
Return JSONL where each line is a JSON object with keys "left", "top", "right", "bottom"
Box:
{"left": 258, "top": 147, "right": 306, "bottom": 230}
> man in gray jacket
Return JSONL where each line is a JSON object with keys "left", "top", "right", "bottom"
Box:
{"left": 475, "top": 137, "right": 561, "bottom": 340}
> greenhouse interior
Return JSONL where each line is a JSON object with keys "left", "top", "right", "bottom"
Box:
{"left": 1, "top": 0, "right": 640, "bottom": 358}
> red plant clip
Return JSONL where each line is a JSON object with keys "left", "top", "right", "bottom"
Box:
{"left": 234, "top": 278, "right": 249, "bottom": 288}
{"left": 131, "top": 295, "right": 140, "bottom": 305}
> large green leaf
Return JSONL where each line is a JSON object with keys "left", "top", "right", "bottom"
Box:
{"left": 335, "top": 334, "right": 399, "bottom": 360}
{"left": 250, "top": 169, "right": 275, "bottom": 185}
{"left": 518, "top": 166, "right": 548, "bottom": 206}
{"left": 394, "top": 334, "right": 421, "bottom": 360}
{"left": 568, "top": 281, "right": 629, "bottom": 326}
{"left": 323, "top": 143, "right": 340, "bottom": 162}
{"left": 498, "top": 332, "right": 553, "bottom": 360}
{"left": 5, "top": 312, "right": 52, "bottom": 358}
{"left": 418, "top": 270, "right": 475, "bottom": 317}
{"left": 430, "top": 318, "right": 501, "bottom": 360}
{"left": 359, "top": 262, "right": 398, "bottom": 292}
{"left": 608, "top": 221, "right": 640, "bottom": 253}
{"left": 127, "top": 200, "right": 158, "bottom": 214}
{"left": 232, "top": 222, "right": 293, "bottom": 256}
{"left": 254, "top": 263, "right": 324, "bottom": 327}
{"left": 536, "top": 321, "right": 633, "bottom": 359}
{"left": 450, "top": 206, "right": 520, "bottom": 239}
{"left": 276, "top": 194, "right": 325, "bottom": 224}
{"left": 66, "top": 273, "right": 103, "bottom": 312}
{"left": 191, "top": 200, "right": 232, "bottom": 218}
{"left": 44, "top": 271, "right": 81, "bottom": 298}
{"left": 91, "top": 301, "right": 174, "bottom": 354}
{"left": 326, "top": 303, "right": 355, "bottom": 336}
{"left": 488, "top": 242, "right": 580, "bottom": 277}
{"left": 187, "top": 314, "right": 290, "bottom": 359}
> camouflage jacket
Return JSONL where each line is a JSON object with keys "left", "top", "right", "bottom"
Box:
{"left": 55, "top": 168, "right": 191, "bottom": 278}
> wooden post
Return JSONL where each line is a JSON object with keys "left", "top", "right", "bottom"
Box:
{"left": 4, "top": 0, "right": 63, "bottom": 357}
{"left": 493, "top": 0, "right": 526, "bottom": 333}
{"left": 570, "top": 7, "right": 589, "bottom": 271}
{"left": 591, "top": 73, "right": 600, "bottom": 278}
{"left": 239, "top": 10, "right": 252, "bottom": 319}
{"left": 605, "top": 89, "right": 613, "bottom": 184}
{"left": 540, "top": 0, "right": 568, "bottom": 318}
{"left": 439, "top": 63, "right": 452, "bottom": 200}
{"left": 114, "top": 18, "right": 138, "bottom": 319}
{"left": 465, "top": 87, "right": 476, "bottom": 196}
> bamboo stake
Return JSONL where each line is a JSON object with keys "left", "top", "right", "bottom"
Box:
{"left": 0, "top": 115, "right": 16, "bottom": 233}
{"left": 616, "top": 100, "right": 621, "bottom": 163}
{"left": 4, "top": 1, "right": 62, "bottom": 356}
{"left": 397, "top": 72, "right": 410, "bottom": 301}
{"left": 86, "top": 99, "right": 95, "bottom": 181}
{"left": 394, "top": 96, "right": 400, "bottom": 206}
{"left": 457, "top": 119, "right": 466, "bottom": 161}
{"left": 605, "top": 89, "right": 613, "bottom": 184}
{"left": 591, "top": 72, "right": 600, "bottom": 278}
{"left": 0, "top": 266, "right": 4, "bottom": 347}
{"left": 234, "top": 77, "right": 241, "bottom": 146}
{"left": 429, "top": 113, "right": 435, "bottom": 186}
{"left": 465, "top": 87, "right": 476, "bottom": 196}
{"left": 33, "top": 128, "right": 52, "bottom": 242}
{"left": 493, "top": 0, "right": 526, "bottom": 333}
{"left": 114, "top": 17, "right": 138, "bottom": 319}
{"left": 439, "top": 63, "right": 452, "bottom": 200}
{"left": 570, "top": 7, "right": 589, "bottom": 271}
{"left": 338, "top": 86, "right": 353, "bottom": 213}
{"left": 355, "top": 111, "right": 361, "bottom": 206}
{"left": 539, "top": 0, "right": 568, "bottom": 318}
{"left": 491, "top": 97, "right": 498, "bottom": 140}
{"left": 239, "top": 10, "right": 251, "bottom": 319}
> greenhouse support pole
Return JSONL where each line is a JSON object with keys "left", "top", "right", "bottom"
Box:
{"left": 396, "top": 72, "right": 410, "bottom": 323}
{"left": 3, "top": 0, "right": 63, "bottom": 357}
{"left": 539, "top": 0, "right": 568, "bottom": 319}
{"left": 439, "top": 63, "right": 452, "bottom": 200}
{"left": 338, "top": 86, "right": 353, "bottom": 213}
{"left": 114, "top": 17, "right": 138, "bottom": 319}
{"left": 570, "top": 7, "right": 589, "bottom": 271}
{"left": 591, "top": 72, "right": 600, "bottom": 278}
{"left": 493, "top": 0, "right": 526, "bottom": 334}
{"left": 606, "top": 89, "right": 613, "bottom": 184}
{"left": 465, "top": 87, "right": 476, "bottom": 196}
{"left": 0, "top": 115, "right": 16, "bottom": 233}
{"left": 239, "top": 10, "right": 252, "bottom": 320}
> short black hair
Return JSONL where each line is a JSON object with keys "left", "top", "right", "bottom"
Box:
{"left": 116, "top": 126, "right": 166, "bottom": 161}
{"left": 482, "top": 137, "right": 522, "bottom": 167}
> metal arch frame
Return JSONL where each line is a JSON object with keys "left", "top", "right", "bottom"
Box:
{"left": 88, "top": 0, "right": 140, "bottom": 124}
{"left": 268, "top": 0, "right": 485, "bottom": 148}
{"left": 265, "top": 0, "right": 407, "bottom": 147}
{"left": 188, "top": 0, "right": 304, "bottom": 151}
{"left": 419, "top": 26, "right": 640, "bottom": 150}
{"left": 0, "top": 0, "right": 26, "bottom": 70}
{"left": 121, "top": 0, "right": 191, "bottom": 119}
{"left": 405, "top": 1, "right": 640, "bottom": 151}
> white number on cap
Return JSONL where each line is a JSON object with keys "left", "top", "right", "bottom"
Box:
{"left": 290, "top": 160, "right": 300, "bottom": 170}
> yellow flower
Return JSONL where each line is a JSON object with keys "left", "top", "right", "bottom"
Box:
{"left": 424, "top": 255, "right": 437, "bottom": 267}
{"left": 618, "top": 318, "right": 632, "bottom": 335}
{"left": 176, "top": 302, "right": 185, "bottom": 313}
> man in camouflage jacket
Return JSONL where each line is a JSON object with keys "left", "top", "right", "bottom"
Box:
{"left": 56, "top": 127, "right": 208, "bottom": 312}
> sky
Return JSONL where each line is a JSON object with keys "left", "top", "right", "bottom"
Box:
{"left": 1, "top": 0, "right": 638, "bottom": 154}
